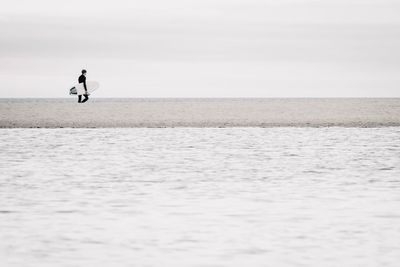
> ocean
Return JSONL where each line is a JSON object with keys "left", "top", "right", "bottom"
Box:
{"left": 1, "top": 127, "right": 400, "bottom": 266}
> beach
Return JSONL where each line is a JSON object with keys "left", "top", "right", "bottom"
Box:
{"left": 1, "top": 98, "right": 400, "bottom": 128}
{"left": 2, "top": 101, "right": 400, "bottom": 266}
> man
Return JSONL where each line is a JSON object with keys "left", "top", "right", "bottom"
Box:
{"left": 78, "top": 69, "right": 89, "bottom": 103}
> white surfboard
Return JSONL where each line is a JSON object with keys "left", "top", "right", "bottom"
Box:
{"left": 69, "top": 81, "right": 99, "bottom": 95}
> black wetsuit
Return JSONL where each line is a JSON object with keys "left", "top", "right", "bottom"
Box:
{"left": 78, "top": 74, "right": 89, "bottom": 103}
{"left": 79, "top": 74, "right": 87, "bottom": 91}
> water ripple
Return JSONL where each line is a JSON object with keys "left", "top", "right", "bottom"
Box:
{"left": 0, "top": 128, "right": 400, "bottom": 267}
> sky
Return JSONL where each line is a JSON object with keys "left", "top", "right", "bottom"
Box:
{"left": 0, "top": 0, "right": 399, "bottom": 97}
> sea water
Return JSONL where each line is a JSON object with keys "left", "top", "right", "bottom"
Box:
{"left": 0, "top": 128, "right": 400, "bottom": 267}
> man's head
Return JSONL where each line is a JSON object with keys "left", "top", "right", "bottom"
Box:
{"left": 81, "top": 69, "right": 87, "bottom": 76}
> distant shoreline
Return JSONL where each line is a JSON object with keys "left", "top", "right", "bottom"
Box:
{"left": 1, "top": 98, "right": 400, "bottom": 128}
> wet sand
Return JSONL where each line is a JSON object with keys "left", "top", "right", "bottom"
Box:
{"left": 1, "top": 98, "right": 400, "bottom": 128}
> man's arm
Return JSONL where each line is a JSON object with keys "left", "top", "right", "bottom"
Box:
{"left": 83, "top": 77, "right": 88, "bottom": 93}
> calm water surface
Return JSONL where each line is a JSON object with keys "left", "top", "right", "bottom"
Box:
{"left": 1, "top": 128, "right": 400, "bottom": 267}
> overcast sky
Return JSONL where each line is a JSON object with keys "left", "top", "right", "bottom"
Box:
{"left": 0, "top": 0, "right": 399, "bottom": 97}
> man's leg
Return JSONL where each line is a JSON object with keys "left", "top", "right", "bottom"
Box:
{"left": 82, "top": 94, "right": 89, "bottom": 103}
{"left": 78, "top": 95, "right": 82, "bottom": 103}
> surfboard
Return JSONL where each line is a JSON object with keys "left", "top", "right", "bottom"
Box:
{"left": 69, "top": 81, "right": 99, "bottom": 95}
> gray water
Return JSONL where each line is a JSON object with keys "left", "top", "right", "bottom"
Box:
{"left": 1, "top": 128, "right": 400, "bottom": 267}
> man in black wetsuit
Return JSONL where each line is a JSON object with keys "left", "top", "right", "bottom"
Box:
{"left": 78, "top": 69, "right": 89, "bottom": 103}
